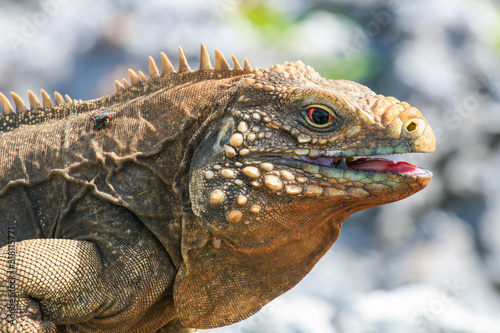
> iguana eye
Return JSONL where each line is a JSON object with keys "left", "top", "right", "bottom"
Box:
{"left": 305, "top": 105, "right": 334, "bottom": 127}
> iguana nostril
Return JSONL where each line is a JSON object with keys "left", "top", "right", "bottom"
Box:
{"left": 406, "top": 121, "right": 417, "bottom": 132}
{"left": 402, "top": 118, "right": 426, "bottom": 139}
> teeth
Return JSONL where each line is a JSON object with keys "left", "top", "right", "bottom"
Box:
{"left": 294, "top": 155, "right": 363, "bottom": 169}
{"left": 336, "top": 158, "right": 347, "bottom": 168}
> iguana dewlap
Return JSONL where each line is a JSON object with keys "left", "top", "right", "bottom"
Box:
{"left": 0, "top": 44, "right": 435, "bottom": 332}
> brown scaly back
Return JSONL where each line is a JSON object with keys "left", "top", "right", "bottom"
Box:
{"left": 0, "top": 43, "right": 258, "bottom": 133}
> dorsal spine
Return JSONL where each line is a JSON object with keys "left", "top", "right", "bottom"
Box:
{"left": 0, "top": 44, "right": 258, "bottom": 133}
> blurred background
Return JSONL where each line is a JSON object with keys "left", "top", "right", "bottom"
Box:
{"left": 1, "top": 0, "right": 500, "bottom": 332}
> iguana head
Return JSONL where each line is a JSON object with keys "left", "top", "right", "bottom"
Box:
{"left": 176, "top": 46, "right": 436, "bottom": 328}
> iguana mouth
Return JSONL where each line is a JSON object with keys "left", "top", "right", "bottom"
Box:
{"left": 258, "top": 154, "right": 431, "bottom": 177}
{"left": 295, "top": 155, "right": 424, "bottom": 174}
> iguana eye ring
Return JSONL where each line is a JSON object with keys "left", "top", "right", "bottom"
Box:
{"left": 305, "top": 105, "right": 334, "bottom": 127}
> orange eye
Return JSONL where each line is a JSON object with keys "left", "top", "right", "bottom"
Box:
{"left": 306, "top": 106, "right": 334, "bottom": 126}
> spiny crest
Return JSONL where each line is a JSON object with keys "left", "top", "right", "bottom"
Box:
{"left": 0, "top": 89, "right": 73, "bottom": 115}
{"left": 114, "top": 43, "right": 256, "bottom": 93}
{"left": 0, "top": 43, "right": 256, "bottom": 116}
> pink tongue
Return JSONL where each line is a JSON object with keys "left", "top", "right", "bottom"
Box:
{"left": 347, "top": 158, "right": 419, "bottom": 173}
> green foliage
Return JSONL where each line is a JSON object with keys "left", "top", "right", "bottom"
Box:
{"left": 238, "top": 0, "right": 296, "bottom": 44}
{"left": 237, "top": 1, "right": 378, "bottom": 82}
{"left": 310, "top": 51, "right": 375, "bottom": 82}
{"left": 493, "top": 25, "right": 500, "bottom": 54}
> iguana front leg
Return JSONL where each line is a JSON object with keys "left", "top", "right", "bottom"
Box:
{"left": 0, "top": 238, "right": 103, "bottom": 332}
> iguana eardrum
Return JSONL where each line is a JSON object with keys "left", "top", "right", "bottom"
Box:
{"left": 0, "top": 44, "right": 435, "bottom": 332}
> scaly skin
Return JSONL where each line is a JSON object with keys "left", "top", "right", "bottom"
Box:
{"left": 0, "top": 44, "right": 435, "bottom": 332}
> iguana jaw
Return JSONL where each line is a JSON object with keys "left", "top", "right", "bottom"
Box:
{"left": 297, "top": 155, "right": 421, "bottom": 173}
{"left": 243, "top": 146, "right": 433, "bottom": 189}
{"left": 246, "top": 152, "right": 432, "bottom": 198}
{"left": 287, "top": 154, "right": 431, "bottom": 176}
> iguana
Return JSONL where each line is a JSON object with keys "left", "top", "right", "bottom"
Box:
{"left": 0, "top": 44, "right": 435, "bottom": 332}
